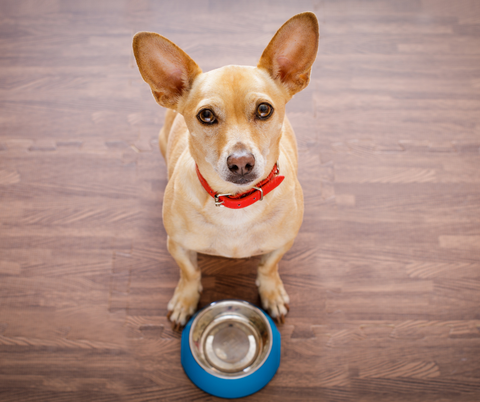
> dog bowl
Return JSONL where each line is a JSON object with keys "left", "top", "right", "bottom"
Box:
{"left": 181, "top": 300, "right": 281, "bottom": 399}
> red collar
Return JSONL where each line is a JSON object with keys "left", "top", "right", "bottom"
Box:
{"left": 195, "top": 163, "right": 285, "bottom": 209}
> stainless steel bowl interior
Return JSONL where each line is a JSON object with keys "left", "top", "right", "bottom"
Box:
{"left": 189, "top": 301, "right": 273, "bottom": 379}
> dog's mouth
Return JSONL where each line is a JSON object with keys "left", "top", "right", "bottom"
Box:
{"left": 226, "top": 173, "right": 257, "bottom": 185}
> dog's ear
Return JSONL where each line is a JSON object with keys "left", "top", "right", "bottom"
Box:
{"left": 133, "top": 32, "right": 202, "bottom": 109}
{"left": 258, "top": 12, "right": 319, "bottom": 96}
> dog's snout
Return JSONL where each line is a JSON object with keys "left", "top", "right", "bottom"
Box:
{"left": 227, "top": 153, "right": 255, "bottom": 176}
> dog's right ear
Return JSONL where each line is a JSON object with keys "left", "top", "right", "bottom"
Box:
{"left": 133, "top": 32, "right": 202, "bottom": 109}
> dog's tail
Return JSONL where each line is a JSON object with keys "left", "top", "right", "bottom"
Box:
{"left": 159, "top": 109, "right": 177, "bottom": 160}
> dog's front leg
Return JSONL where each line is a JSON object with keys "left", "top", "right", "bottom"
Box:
{"left": 166, "top": 236, "right": 202, "bottom": 330}
{"left": 256, "top": 240, "right": 294, "bottom": 324}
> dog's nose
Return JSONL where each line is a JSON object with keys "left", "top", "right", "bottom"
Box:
{"left": 227, "top": 153, "right": 255, "bottom": 176}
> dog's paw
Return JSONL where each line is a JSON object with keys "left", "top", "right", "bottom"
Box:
{"left": 167, "top": 279, "right": 202, "bottom": 331}
{"left": 256, "top": 272, "right": 290, "bottom": 324}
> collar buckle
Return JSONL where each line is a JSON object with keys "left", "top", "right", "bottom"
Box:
{"left": 214, "top": 193, "right": 232, "bottom": 207}
{"left": 252, "top": 186, "right": 264, "bottom": 201}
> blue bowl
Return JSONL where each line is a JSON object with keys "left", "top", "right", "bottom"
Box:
{"left": 181, "top": 300, "right": 281, "bottom": 399}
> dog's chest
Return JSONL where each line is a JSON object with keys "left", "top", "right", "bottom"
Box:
{"left": 199, "top": 233, "right": 267, "bottom": 258}
{"left": 176, "top": 205, "right": 293, "bottom": 258}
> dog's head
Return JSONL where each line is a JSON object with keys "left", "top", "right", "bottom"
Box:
{"left": 133, "top": 12, "right": 319, "bottom": 190}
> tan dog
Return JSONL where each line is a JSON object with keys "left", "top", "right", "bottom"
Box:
{"left": 133, "top": 12, "right": 319, "bottom": 329}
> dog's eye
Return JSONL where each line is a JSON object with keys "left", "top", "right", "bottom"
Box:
{"left": 256, "top": 103, "right": 273, "bottom": 120}
{"left": 197, "top": 109, "right": 217, "bottom": 125}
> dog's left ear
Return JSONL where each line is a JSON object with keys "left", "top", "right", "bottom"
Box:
{"left": 258, "top": 12, "right": 319, "bottom": 96}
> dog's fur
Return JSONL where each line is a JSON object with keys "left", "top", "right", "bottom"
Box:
{"left": 133, "top": 12, "right": 319, "bottom": 328}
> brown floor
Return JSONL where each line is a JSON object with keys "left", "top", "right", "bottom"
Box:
{"left": 1, "top": 0, "right": 480, "bottom": 401}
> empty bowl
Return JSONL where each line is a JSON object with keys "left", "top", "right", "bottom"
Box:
{"left": 181, "top": 300, "right": 281, "bottom": 398}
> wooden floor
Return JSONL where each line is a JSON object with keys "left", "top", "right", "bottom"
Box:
{"left": 1, "top": 0, "right": 480, "bottom": 401}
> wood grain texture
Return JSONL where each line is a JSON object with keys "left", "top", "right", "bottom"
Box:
{"left": 1, "top": 0, "right": 479, "bottom": 401}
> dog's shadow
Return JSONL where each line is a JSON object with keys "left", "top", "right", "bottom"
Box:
{"left": 197, "top": 254, "right": 262, "bottom": 309}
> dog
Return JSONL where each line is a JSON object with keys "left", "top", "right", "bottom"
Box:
{"left": 133, "top": 12, "right": 319, "bottom": 329}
